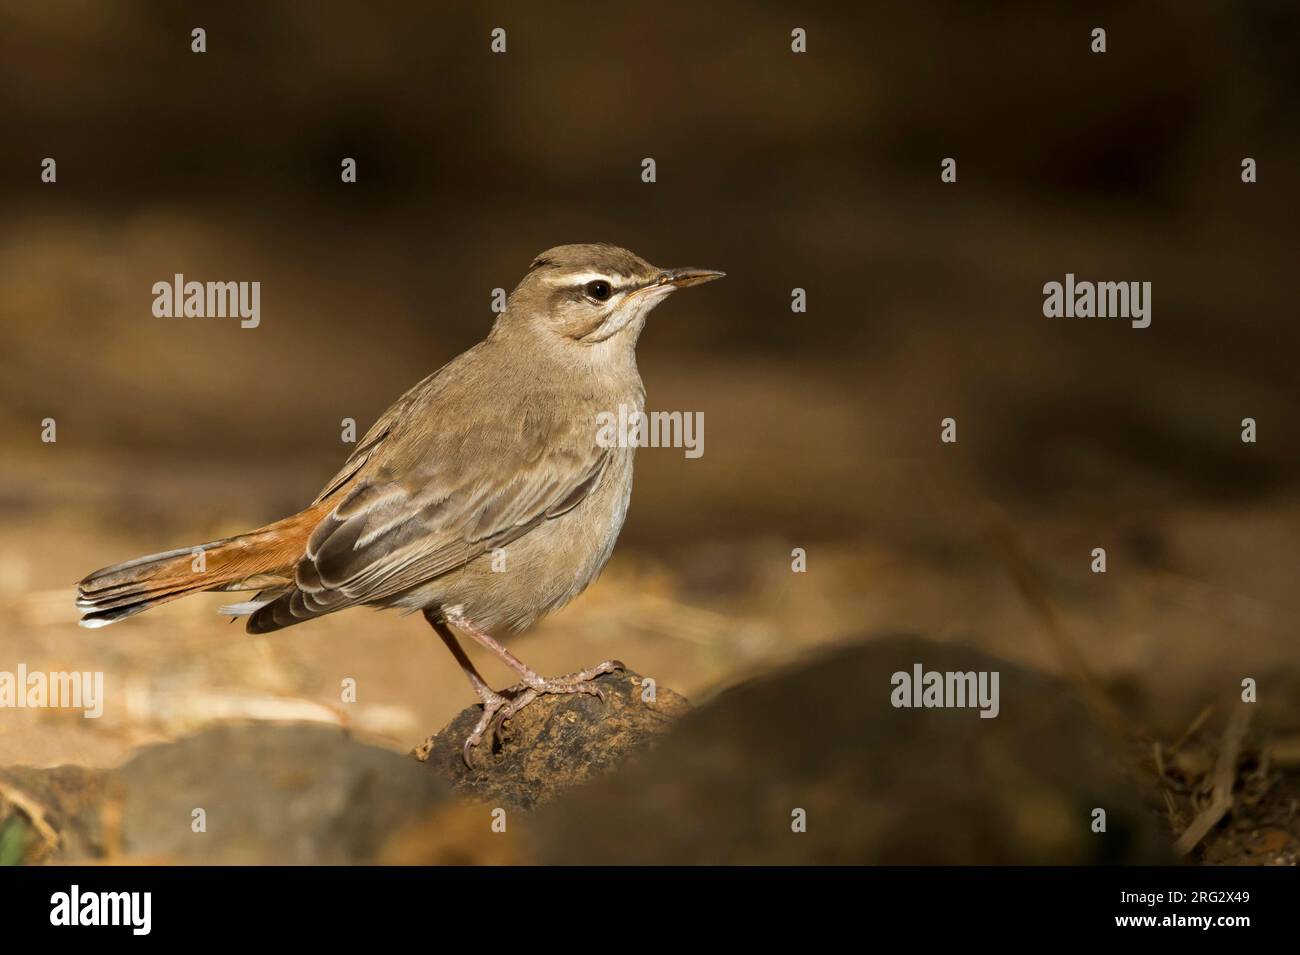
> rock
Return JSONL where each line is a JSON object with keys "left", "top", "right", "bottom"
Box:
{"left": 2, "top": 642, "right": 1176, "bottom": 865}
{"left": 414, "top": 668, "right": 689, "bottom": 811}
{"left": 4, "top": 723, "right": 453, "bottom": 864}
{"left": 110, "top": 722, "right": 452, "bottom": 863}
{"left": 527, "top": 636, "right": 1174, "bottom": 864}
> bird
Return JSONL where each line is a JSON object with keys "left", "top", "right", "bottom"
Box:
{"left": 76, "top": 243, "right": 724, "bottom": 763}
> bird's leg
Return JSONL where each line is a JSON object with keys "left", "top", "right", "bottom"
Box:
{"left": 425, "top": 610, "right": 524, "bottom": 765}
{"left": 443, "top": 606, "right": 625, "bottom": 695}
{"left": 440, "top": 607, "right": 623, "bottom": 755}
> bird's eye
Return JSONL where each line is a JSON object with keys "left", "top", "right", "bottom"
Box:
{"left": 585, "top": 280, "right": 612, "bottom": 301}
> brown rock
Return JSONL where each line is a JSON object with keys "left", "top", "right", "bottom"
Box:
{"left": 415, "top": 669, "right": 689, "bottom": 811}
{"left": 112, "top": 722, "right": 453, "bottom": 863}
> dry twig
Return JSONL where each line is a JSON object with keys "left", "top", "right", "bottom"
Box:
{"left": 1173, "top": 704, "right": 1252, "bottom": 856}
{"left": 0, "top": 778, "right": 61, "bottom": 852}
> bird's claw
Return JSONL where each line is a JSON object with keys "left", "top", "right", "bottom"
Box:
{"left": 460, "top": 659, "right": 625, "bottom": 767}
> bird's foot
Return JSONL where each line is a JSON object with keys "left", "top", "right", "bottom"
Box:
{"left": 461, "top": 686, "right": 516, "bottom": 767}
{"left": 461, "top": 659, "right": 624, "bottom": 766}
{"left": 498, "top": 658, "right": 627, "bottom": 721}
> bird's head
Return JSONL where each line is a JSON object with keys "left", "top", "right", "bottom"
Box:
{"left": 500, "top": 243, "right": 724, "bottom": 350}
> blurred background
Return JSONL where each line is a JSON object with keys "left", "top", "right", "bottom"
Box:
{"left": 0, "top": 1, "right": 1297, "bottom": 859}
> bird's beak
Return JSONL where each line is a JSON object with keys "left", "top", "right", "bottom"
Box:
{"left": 657, "top": 267, "right": 726, "bottom": 289}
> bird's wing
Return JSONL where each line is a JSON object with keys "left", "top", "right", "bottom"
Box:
{"left": 247, "top": 374, "right": 610, "bottom": 631}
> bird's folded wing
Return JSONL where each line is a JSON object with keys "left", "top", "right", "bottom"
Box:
{"left": 293, "top": 400, "right": 610, "bottom": 611}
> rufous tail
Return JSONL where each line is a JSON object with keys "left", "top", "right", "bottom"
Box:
{"left": 75, "top": 504, "right": 326, "bottom": 628}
